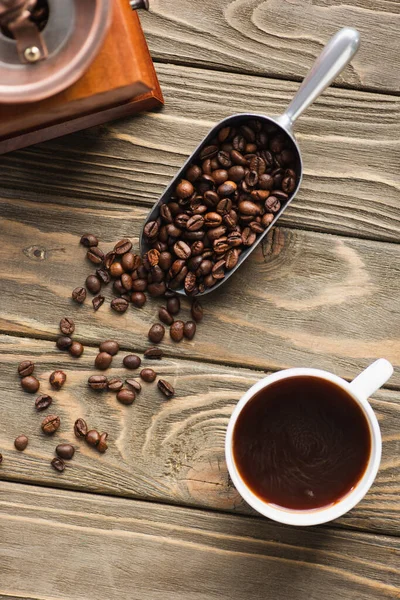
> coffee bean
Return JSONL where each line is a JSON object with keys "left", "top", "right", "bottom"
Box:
{"left": 51, "top": 457, "right": 65, "bottom": 472}
{"left": 14, "top": 435, "right": 28, "bottom": 451}
{"left": 56, "top": 335, "right": 73, "bottom": 350}
{"left": 86, "top": 274, "right": 101, "bottom": 294}
{"left": 265, "top": 196, "right": 281, "bottom": 213}
{"left": 262, "top": 213, "right": 274, "bottom": 228}
{"left": 21, "top": 376, "right": 40, "bottom": 393}
{"left": 80, "top": 233, "right": 98, "bottom": 247}
{"left": 159, "top": 307, "right": 174, "bottom": 326}
{"left": 144, "top": 220, "right": 159, "bottom": 240}
{"left": 157, "top": 379, "right": 175, "bottom": 398}
{"left": 92, "top": 295, "right": 105, "bottom": 311}
{"left": 212, "top": 259, "right": 226, "bottom": 279}
{"left": 191, "top": 299, "right": 203, "bottom": 322}
{"left": 87, "top": 247, "right": 104, "bottom": 265}
{"left": 166, "top": 296, "right": 180, "bottom": 315}
{"left": 117, "top": 389, "right": 136, "bottom": 405}
{"left": 60, "top": 317, "right": 75, "bottom": 335}
{"left": 96, "top": 267, "right": 110, "bottom": 285}
{"left": 56, "top": 444, "right": 75, "bottom": 460}
{"left": 86, "top": 430, "right": 100, "bottom": 447}
{"left": 131, "top": 291, "right": 147, "bottom": 307}
{"left": 72, "top": 286, "right": 86, "bottom": 304}
{"left": 74, "top": 418, "right": 88, "bottom": 438}
{"left": 144, "top": 347, "right": 163, "bottom": 359}
{"left": 126, "top": 378, "right": 142, "bottom": 393}
{"left": 95, "top": 352, "right": 112, "bottom": 370}
{"left": 88, "top": 375, "right": 108, "bottom": 390}
{"left": 170, "top": 321, "right": 184, "bottom": 343}
{"left": 183, "top": 321, "right": 196, "bottom": 340}
{"left": 148, "top": 282, "right": 166, "bottom": 297}
{"left": 49, "top": 370, "right": 66, "bottom": 390}
{"left": 114, "top": 239, "right": 132, "bottom": 255}
{"left": 186, "top": 164, "right": 202, "bottom": 182}
{"left": 110, "top": 262, "right": 124, "bottom": 278}
{"left": 99, "top": 340, "right": 119, "bottom": 356}
{"left": 184, "top": 271, "right": 198, "bottom": 295}
{"left": 131, "top": 279, "right": 147, "bottom": 292}
{"left": 241, "top": 227, "right": 257, "bottom": 246}
{"left": 98, "top": 432, "right": 109, "bottom": 453}
{"left": 123, "top": 355, "right": 141, "bottom": 370}
{"left": 42, "top": 414, "right": 61, "bottom": 434}
{"left": 225, "top": 248, "right": 240, "bottom": 270}
{"left": 140, "top": 368, "right": 157, "bottom": 383}
{"left": 121, "top": 252, "right": 140, "bottom": 272}
{"left": 107, "top": 377, "right": 124, "bottom": 391}
{"left": 35, "top": 394, "right": 53, "bottom": 411}
{"left": 204, "top": 212, "right": 222, "bottom": 228}
{"left": 111, "top": 297, "right": 129, "bottom": 313}
{"left": 174, "top": 241, "right": 191, "bottom": 260}
{"left": 18, "top": 360, "right": 34, "bottom": 377}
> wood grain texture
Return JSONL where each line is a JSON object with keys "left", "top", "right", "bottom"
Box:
{"left": 0, "top": 64, "right": 399, "bottom": 242}
{"left": 1, "top": 482, "right": 399, "bottom": 600}
{"left": 140, "top": 0, "right": 400, "bottom": 93}
{"left": 0, "top": 335, "right": 399, "bottom": 535}
{"left": 0, "top": 194, "right": 400, "bottom": 384}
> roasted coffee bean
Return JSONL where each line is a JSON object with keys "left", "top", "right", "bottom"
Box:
{"left": 170, "top": 320, "right": 184, "bottom": 342}
{"left": 213, "top": 237, "right": 229, "bottom": 254}
{"left": 212, "top": 169, "right": 229, "bottom": 185}
{"left": 199, "top": 144, "right": 218, "bottom": 160}
{"left": 86, "top": 430, "right": 100, "bottom": 447}
{"left": 191, "top": 299, "right": 203, "bottom": 322}
{"left": 250, "top": 189, "right": 270, "bottom": 203}
{"left": 186, "top": 164, "right": 202, "bottom": 182}
{"left": 49, "top": 370, "right": 66, "bottom": 390}
{"left": 183, "top": 321, "right": 196, "bottom": 340}
{"left": 117, "top": 389, "right": 136, "bottom": 405}
{"left": 282, "top": 175, "right": 296, "bottom": 194}
{"left": 218, "top": 181, "right": 237, "bottom": 196}
{"left": 166, "top": 296, "right": 180, "bottom": 315}
{"left": 87, "top": 247, "right": 104, "bottom": 265}
{"left": 113, "top": 280, "right": 125, "bottom": 295}
{"left": 80, "top": 233, "right": 98, "bottom": 248}
{"left": 110, "top": 262, "right": 124, "bottom": 278}
{"left": 186, "top": 214, "right": 204, "bottom": 232}
{"left": 18, "top": 360, "right": 34, "bottom": 377}
{"left": 239, "top": 200, "right": 261, "bottom": 216}
{"left": 182, "top": 230, "right": 205, "bottom": 242}
{"left": 188, "top": 255, "right": 203, "bottom": 272}
{"left": 69, "top": 341, "right": 84, "bottom": 357}
{"left": 212, "top": 259, "right": 226, "bottom": 280}
{"left": 140, "top": 368, "right": 157, "bottom": 383}
{"left": 86, "top": 274, "right": 101, "bottom": 294}
{"left": 121, "top": 252, "right": 140, "bottom": 272}
{"left": 158, "top": 251, "right": 173, "bottom": 271}
{"left": 92, "top": 295, "right": 105, "bottom": 311}
{"left": 225, "top": 248, "right": 240, "bottom": 270}
{"left": 228, "top": 165, "right": 245, "bottom": 182}
{"left": 104, "top": 251, "right": 117, "bottom": 270}
{"left": 174, "top": 213, "right": 190, "bottom": 229}
{"left": 144, "top": 347, "right": 163, "bottom": 359}
{"left": 95, "top": 352, "right": 112, "bottom": 370}
{"left": 14, "top": 435, "right": 28, "bottom": 451}
{"left": 114, "top": 239, "right": 132, "bottom": 255}
{"left": 158, "top": 379, "right": 175, "bottom": 398}
{"left": 121, "top": 273, "right": 133, "bottom": 291}
{"left": 60, "top": 317, "right": 75, "bottom": 335}
{"left": 144, "top": 220, "right": 159, "bottom": 240}
{"left": 231, "top": 150, "right": 248, "bottom": 166}
{"left": 149, "top": 265, "right": 164, "bottom": 284}
{"left": 131, "top": 279, "right": 147, "bottom": 293}
{"left": 51, "top": 457, "right": 65, "bottom": 472}
{"left": 88, "top": 375, "right": 108, "bottom": 390}
{"left": 241, "top": 227, "right": 257, "bottom": 246}
{"left": 72, "top": 286, "right": 86, "bottom": 304}
{"left": 42, "top": 414, "right": 60, "bottom": 434}
{"left": 107, "top": 377, "right": 124, "bottom": 392}
{"left": 96, "top": 267, "right": 110, "bottom": 284}
{"left": 148, "top": 282, "right": 167, "bottom": 297}
{"left": 249, "top": 221, "right": 264, "bottom": 234}
{"left": 259, "top": 173, "right": 274, "bottom": 190}
{"left": 184, "top": 271, "right": 198, "bottom": 295}
{"left": 148, "top": 323, "right": 165, "bottom": 344}
{"left": 265, "top": 196, "right": 281, "bottom": 213}
{"left": 262, "top": 213, "right": 274, "bottom": 228}
{"left": 35, "top": 394, "right": 52, "bottom": 411}
{"left": 191, "top": 241, "right": 204, "bottom": 256}
{"left": 176, "top": 180, "right": 195, "bottom": 200}
{"left": 111, "top": 297, "right": 129, "bottom": 313}
{"left": 216, "top": 198, "right": 232, "bottom": 214}
{"left": 217, "top": 150, "right": 232, "bottom": 168}
{"left": 74, "top": 418, "right": 88, "bottom": 438}
{"left": 123, "top": 354, "right": 141, "bottom": 370}
{"left": 173, "top": 241, "right": 191, "bottom": 260}
{"left": 147, "top": 249, "right": 160, "bottom": 267}
{"left": 21, "top": 376, "right": 40, "bottom": 393}
{"left": 227, "top": 231, "right": 242, "bottom": 247}
{"left": 125, "top": 378, "right": 142, "bottom": 393}
{"left": 56, "top": 444, "right": 75, "bottom": 460}
{"left": 98, "top": 432, "right": 109, "bottom": 453}
{"left": 197, "top": 259, "right": 213, "bottom": 276}
{"left": 99, "top": 340, "right": 119, "bottom": 356}
{"left": 204, "top": 212, "right": 222, "bottom": 228}
{"left": 56, "top": 335, "right": 73, "bottom": 350}
{"left": 131, "top": 291, "right": 147, "bottom": 307}
{"left": 159, "top": 307, "right": 174, "bottom": 326}
{"left": 160, "top": 203, "right": 173, "bottom": 222}
{"left": 206, "top": 225, "right": 226, "bottom": 242}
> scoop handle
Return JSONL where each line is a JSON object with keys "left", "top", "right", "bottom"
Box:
{"left": 278, "top": 28, "right": 360, "bottom": 133}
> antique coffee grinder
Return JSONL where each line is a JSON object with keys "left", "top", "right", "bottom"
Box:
{"left": 0, "top": 0, "right": 163, "bottom": 153}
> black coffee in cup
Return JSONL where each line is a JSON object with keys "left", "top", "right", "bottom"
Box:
{"left": 232, "top": 376, "right": 371, "bottom": 510}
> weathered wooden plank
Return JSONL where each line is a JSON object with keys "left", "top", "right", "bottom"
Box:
{"left": 0, "top": 195, "right": 400, "bottom": 385}
{"left": 140, "top": 0, "right": 400, "bottom": 93}
{"left": 0, "top": 482, "right": 399, "bottom": 600}
{"left": 0, "top": 335, "right": 399, "bottom": 535}
{"left": 0, "top": 64, "right": 399, "bottom": 242}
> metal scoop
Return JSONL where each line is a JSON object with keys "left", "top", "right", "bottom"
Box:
{"left": 140, "top": 27, "right": 360, "bottom": 296}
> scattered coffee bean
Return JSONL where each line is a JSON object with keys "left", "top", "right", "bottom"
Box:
{"left": 41, "top": 414, "right": 61, "bottom": 434}
{"left": 158, "top": 306, "right": 173, "bottom": 326}
{"left": 56, "top": 335, "right": 73, "bottom": 350}
{"left": 107, "top": 377, "right": 124, "bottom": 391}
{"left": 111, "top": 297, "right": 129, "bottom": 313}
{"left": 86, "top": 274, "right": 102, "bottom": 294}
{"left": 21, "top": 376, "right": 40, "bottom": 393}
{"left": 157, "top": 379, "right": 175, "bottom": 398}
{"left": 35, "top": 394, "right": 53, "bottom": 411}
{"left": 117, "top": 389, "right": 136, "bottom": 405}
{"left": 167, "top": 296, "right": 180, "bottom": 315}
{"left": 86, "top": 247, "right": 104, "bottom": 265}
{"left": 170, "top": 321, "right": 185, "bottom": 343}
{"left": 97, "top": 432, "right": 109, "bottom": 453}
{"left": 110, "top": 262, "right": 124, "bottom": 278}
{"left": 88, "top": 375, "right": 108, "bottom": 390}
{"left": 56, "top": 444, "right": 75, "bottom": 460}
{"left": 14, "top": 435, "right": 28, "bottom": 451}
{"left": 80, "top": 233, "right": 99, "bottom": 248}
{"left": 140, "top": 368, "right": 157, "bottom": 383}
{"left": 184, "top": 321, "right": 196, "bottom": 340}
{"left": 144, "top": 347, "right": 163, "bottom": 359}
{"left": 51, "top": 457, "right": 65, "bottom": 472}
{"left": 92, "top": 295, "right": 105, "bottom": 311}
{"left": 148, "top": 323, "right": 165, "bottom": 344}
{"left": 131, "top": 291, "right": 147, "bottom": 307}
{"left": 69, "top": 341, "right": 84, "bottom": 357}
{"left": 95, "top": 352, "right": 112, "bottom": 370}
{"left": 125, "top": 379, "right": 141, "bottom": 393}
{"left": 191, "top": 299, "right": 203, "bottom": 322}
{"left": 99, "top": 340, "right": 120, "bottom": 356}
{"left": 123, "top": 354, "right": 141, "bottom": 370}
{"left": 74, "top": 418, "right": 88, "bottom": 438}
{"left": 121, "top": 252, "right": 140, "bottom": 272}
{"left": 49, "top": 370, "right": 66, "bottom": 390}
{"left": 72, "top": 286, "right": 86, "bottom": 304}
{"left": 59, "top": 317, "right": 75, "bottom": 335}
{"left": 114, "top": 239, "right": 132, "bottom": 255}
{"left": 86, "top": 430, "right": 100, "bottom": 447}
{"left": 96, "top": 267, "right": 110, "bottom": 284}
{"left": 18, "top": 360, "right": 34, "bottom": 377}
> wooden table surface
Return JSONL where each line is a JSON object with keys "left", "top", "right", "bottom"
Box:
{"left": 1, "top": 3, "right": 400, "bottom": 599}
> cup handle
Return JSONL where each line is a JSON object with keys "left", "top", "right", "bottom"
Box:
{"left": 277, "top": 27, "right": 360, "bottom": 133}
{"left": 349, "top": 359, "right": 393, "bottom": 399}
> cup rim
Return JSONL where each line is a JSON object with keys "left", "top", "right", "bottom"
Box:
{"left": 225, "top": 368, "right": 382, "bottom": 526}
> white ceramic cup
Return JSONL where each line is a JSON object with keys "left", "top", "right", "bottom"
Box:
{"left": 225, "top": 359, "right": 393, "bottom": 526}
